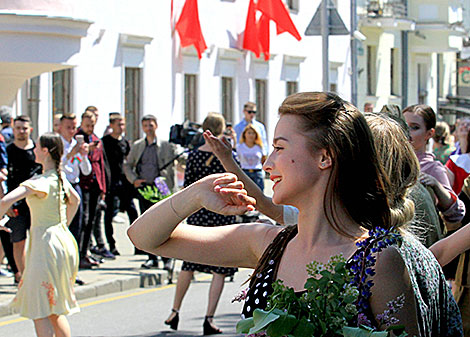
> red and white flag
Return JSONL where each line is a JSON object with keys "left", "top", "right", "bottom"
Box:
{"left": 446, "top": 154, "right": 470, "bottom": 195}
{"left": 242, "top": 0, "right": 301, "bottom": 60}
{"left": 174, "top": 0, "right": 207, "bottom": 58}
{"left": 242, "top": 0, "right": 260, "bottom": 57}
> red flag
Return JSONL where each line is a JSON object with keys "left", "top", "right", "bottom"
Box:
{"left": 257, "top": 0, "right": 301, "bottom": 41}
{"left": 175, "top": 0, "right": 207, "bottom": 58}
{"left": 242, "top": 0, "right": 260, "bottom": 57}
{"left": 257, "top": 14, "right": 270, "bottom": 61}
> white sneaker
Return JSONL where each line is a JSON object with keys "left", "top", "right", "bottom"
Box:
{"left": 0, "top": 268, "right": 13, "bottom": 277}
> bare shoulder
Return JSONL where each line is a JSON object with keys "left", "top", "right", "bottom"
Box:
{"left": 237, "top": 223, "right": 284, "bottom": 260}
{"left": 370, "top": 245, "right": 419, "bottom": 335}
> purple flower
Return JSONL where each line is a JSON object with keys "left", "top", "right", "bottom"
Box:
{"left": 357, "top": 313, "right": 372, "bottom": 327}
{"left": 154, "top": 177, "right": 171, "bottom": 196}
{"left": 232, "top": 288, "right": 248, "bottom": 303}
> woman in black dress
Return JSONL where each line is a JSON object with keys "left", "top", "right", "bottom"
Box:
{"left": 164, "top": 113, "right": 237, "bottom": 335}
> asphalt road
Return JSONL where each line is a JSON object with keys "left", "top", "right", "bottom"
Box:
{"left": 0, "top": 269, "right": 251, "bottom": 337}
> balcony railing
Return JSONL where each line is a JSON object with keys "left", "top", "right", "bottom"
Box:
{"left": 366, "top": 0, "right": 407, "bottom": 18}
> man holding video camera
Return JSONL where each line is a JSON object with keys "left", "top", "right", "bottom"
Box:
{"left": 124, "top": 114, "right": 177, "bottom": 270}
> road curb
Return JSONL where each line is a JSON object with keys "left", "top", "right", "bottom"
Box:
{"left": 0, "top": 269, "right": 179, "bottom": 318}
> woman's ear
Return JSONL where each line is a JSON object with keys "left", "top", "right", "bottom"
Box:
{"left": 425, "top": 128, "right": 435, "bottom": 142}
{"left": 318, "top": 149, "right": 332, "bottom": 170}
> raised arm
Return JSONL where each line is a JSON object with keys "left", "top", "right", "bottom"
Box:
{"left": 430, "top": 224, "right": 470, "bottom": 266}
{"left": 203, "top": 131, "right": 285, "bottom": 224}
{"left": 0, "top": 186, "right": 36, "bottom": 226}
{"left": 127, "top": 173, "right": 280, "bottom": 269}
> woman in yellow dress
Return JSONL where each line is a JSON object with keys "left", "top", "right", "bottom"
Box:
{"left": 0, "top": 132, "right": 80, "bottom": 337}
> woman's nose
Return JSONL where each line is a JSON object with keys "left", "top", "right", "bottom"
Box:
{"left": 263, "top": 152, "right": 274, "bottom": 172}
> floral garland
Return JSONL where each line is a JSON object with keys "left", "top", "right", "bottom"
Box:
{"left": 349, "top": 226, "right": 403, "bottom": 328}
{"left": 235, "top": 226, "right": 407, "bottom": 337}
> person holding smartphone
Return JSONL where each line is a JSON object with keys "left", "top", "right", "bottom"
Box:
{"left": 59, "top": 113, "right": 92, "bottom": 269}
{"left": 75, "top": 112, "right": 111, "bottom": 266}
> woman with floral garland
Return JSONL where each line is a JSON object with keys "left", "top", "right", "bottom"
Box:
{"left": 128, "top": 92, "right": 461, "bottom": 336}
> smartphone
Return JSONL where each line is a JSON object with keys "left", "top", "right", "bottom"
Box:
{"left": 75, "top": 135, "right": 84, "bottom": 144}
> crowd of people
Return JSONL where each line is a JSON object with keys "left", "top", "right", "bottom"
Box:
{"left": 0, "top": 105, "right": 183, "bottom": 336}
{"left": 2, "top": 93, "right": 470, "bottom": 336}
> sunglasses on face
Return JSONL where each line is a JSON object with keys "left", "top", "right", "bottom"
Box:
{"left": 246, "top": 110, "right": 257, "bottom": 114}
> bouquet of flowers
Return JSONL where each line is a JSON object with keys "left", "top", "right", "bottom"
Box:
{"left": 137, "top": 177, "right": 172, "bottom": 204}
{"left": 236, "top": 228, "right": 408, "bottom": 337}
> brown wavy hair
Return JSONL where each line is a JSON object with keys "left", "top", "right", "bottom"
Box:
{"left": 248, "top": 92, "right": 392, "bottom": 285}
{"left": 39, "top": 133, "right": 69, "bottom": 204}
{"left": 278, "top": 92, "right": 391, "bottom": 236}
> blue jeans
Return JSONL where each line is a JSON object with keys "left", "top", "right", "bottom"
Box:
{"left": 243, "top": 169, "right": 264, "bottom": 191}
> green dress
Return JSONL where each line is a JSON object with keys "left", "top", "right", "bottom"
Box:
{"left": 11, "top": 170, "right": 80, "bottom": 319}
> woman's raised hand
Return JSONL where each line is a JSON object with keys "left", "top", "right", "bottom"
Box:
{"left": 195, "top": 173, "right": 256, "bottom": 216}
{"left": 419, "top": 172, "right": 440, "bottom": 189}
{"left": 203, "top": 131, "right": 233, "bottom": 161}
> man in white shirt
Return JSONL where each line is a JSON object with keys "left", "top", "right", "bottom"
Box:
{"left": 234, "top": 102, "right": 268, "bottom": 156}
{"left": 59, "top": 113, "right": 92, "bottom": 266}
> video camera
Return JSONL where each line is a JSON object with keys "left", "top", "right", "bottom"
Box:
{"left": 169, "top": 120, "right": 204, "bottom": 149}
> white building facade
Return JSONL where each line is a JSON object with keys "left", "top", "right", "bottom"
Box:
{"left": 356, "top": 0, "right": 467, "bottom": 123}
{"left": 0, "top": 0, "right": 353, "bottom": 144}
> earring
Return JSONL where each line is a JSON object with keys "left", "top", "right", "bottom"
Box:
{"left": 320, "top": 163, "right": 326, "bottom": 168}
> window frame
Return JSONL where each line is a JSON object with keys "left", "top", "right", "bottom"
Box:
{"left": 52, "top": 69, "right": 72, "bottom": 115}
{"left": 255, "top": 79, "right": 267, "bottom": 125}
{"left": 184, "top": 73, "right": 198, "bottom": 122}
{"left": 124, "top": 67, "right": 142, "bottom": 142}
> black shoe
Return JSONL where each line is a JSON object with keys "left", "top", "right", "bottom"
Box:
{"left": 203, "top": 316, "right": 222, "bottom": 335}
{"left": 79, "top": 257, "right": 95, "bottom": 269}
{"left": 75, "top": 277, "right": 85, "bottom": 286}
{"left": 111, "top": 248, "right": 120, "bottom": 256}
{"left": 141, "top": 259, "right": 159, "bottom": 269}
{"left": 164, "top": 309, "right": 179, "bottom": 330}
{"left": 96, "top": 248, "right": 116, "bottom": 259}
{"left": 134, "top": 248, "right": 147, "bottom": 255}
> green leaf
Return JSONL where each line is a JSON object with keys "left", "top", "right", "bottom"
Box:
{"left": 248, "top": 309, "right": 280, "bottom": 334}
{"left": 304, "top": 278, "right": 316, "bottom": 289}
{"left": 342, "top": 326, "right": 389, "bottom": 337}
{"left": 266, "top": 314, "right": 298, "bottom": 337}
{"left": 386, "top": 325, "right": 407, "bottom": 336}
{"left": 236, "top": 317, "right": 254, "bottom": 333}
{"left": 291, "top": 317, "right": 315, "bottom": 337}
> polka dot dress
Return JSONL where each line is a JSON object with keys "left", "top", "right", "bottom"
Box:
{"left": 241, "top": 227, "right": 296, "bottom": 318}
{"left": 181, "top": 149, "right": 239, "bottom": 276}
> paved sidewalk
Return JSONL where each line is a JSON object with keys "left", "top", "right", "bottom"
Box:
{"left": 0, "top": 212, "right": 177, "bottom": 318}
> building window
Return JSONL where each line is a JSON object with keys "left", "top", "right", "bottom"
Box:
{"left": 125, "top": 67, "right": 142, "bottom": 141}
{"left": 52, "top": 69, "right": 72, "bottom": 114}
{"left": 184, "top": 74, "right": 198, "bottom": 122}
{"left": 286, "top": 81, "right": 298, "bottom": 96}
{"left": 27, "top": 76, "right": 40, "bottom": 139}
{"left": 221, "top": 77, "right": 234, "bottom": 123}
{"left": 437, "top": 53, "right": 444, "bottom": 98}
{"left": 391, "top": 48, "right": 400, "bottom": 96}
{"left": 367, "top": 45, "right": 377, "bottom": 96}
{"left": 286, "top": 0, "right": 299, "bottom": 12}
{"left": 418, "top": 63, "right": 428, "bottom": 105}
{"left": 255, "top": 79, "right": 267, "bottom": 125}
